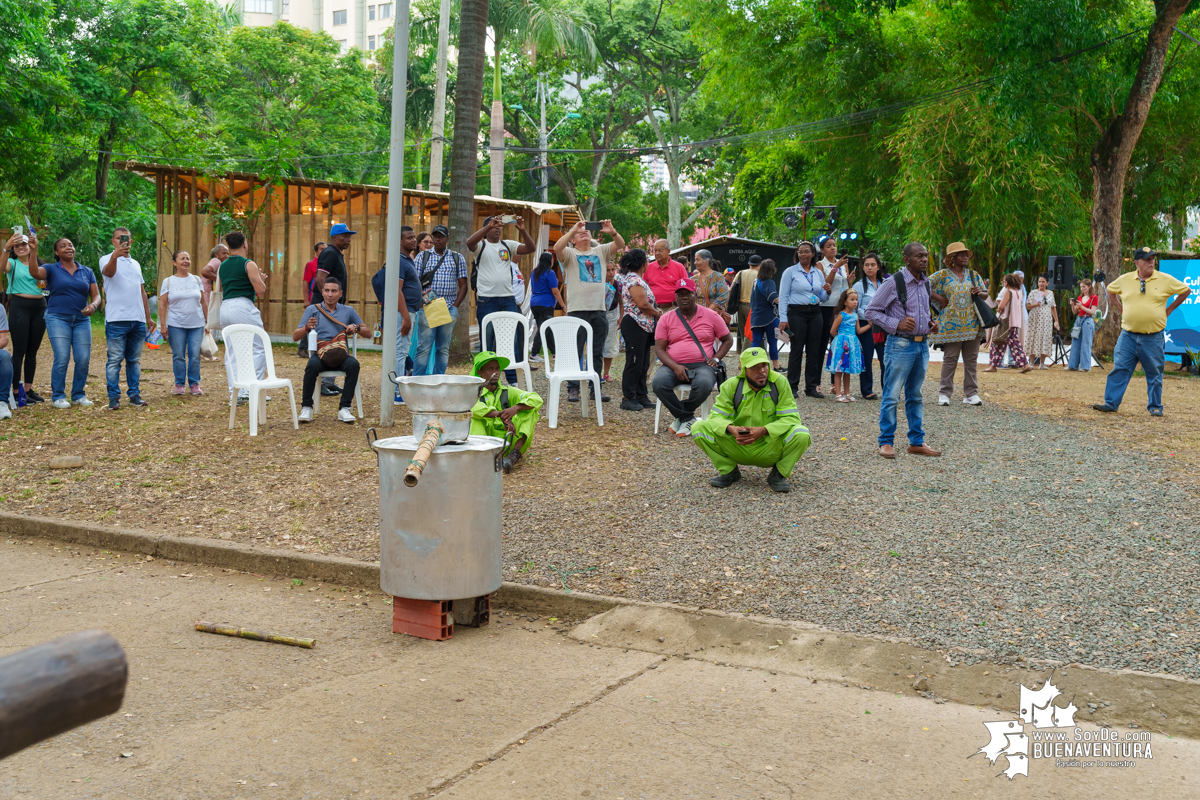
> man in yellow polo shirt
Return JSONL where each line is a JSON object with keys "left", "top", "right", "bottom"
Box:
{"left": 1093, "top": 247, "right": 1191, "bottom": 417}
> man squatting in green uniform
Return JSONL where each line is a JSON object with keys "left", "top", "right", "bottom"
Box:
{"left": 470, "top": 351, "right": 543, "bottom": 472}
{"left": 691, "top": 347, "right": 811, "bottom": 493}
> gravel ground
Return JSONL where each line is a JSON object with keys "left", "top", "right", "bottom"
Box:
{"left": 504, "top": 357, "right": 1200, "bottom": 680}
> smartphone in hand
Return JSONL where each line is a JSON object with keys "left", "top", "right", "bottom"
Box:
{"left": 584, "top": 221, "right": 603, "bottom": 232}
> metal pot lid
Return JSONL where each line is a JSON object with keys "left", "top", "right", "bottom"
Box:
{"left": 371, "top": 434, "right": 505, "bottom": 454}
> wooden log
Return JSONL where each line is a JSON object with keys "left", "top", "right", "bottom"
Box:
{"left": 0, "top": 630, "right": 128, "bottom": 760}
{"left": 193, "top": 621, "right": 315, "bottom": 649}
{"left": 403, "top": 422, "right": 444, "bottom": 487}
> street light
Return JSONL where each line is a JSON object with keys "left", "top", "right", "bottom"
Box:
{"left": 511, "top": 94, "right": 580, "bottom": 203}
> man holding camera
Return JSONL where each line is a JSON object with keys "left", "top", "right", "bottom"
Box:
{"left": 553, "top": 219, "right": 625, "bottom": 402}
{"left": 1093, "top": 247, "right": 1190, "bottom": 417}
{"left": 99, "top": 228, "right": 155, "bottom": 410}
{"left": 467, "top": 216, "right": 536, "bottom": 385}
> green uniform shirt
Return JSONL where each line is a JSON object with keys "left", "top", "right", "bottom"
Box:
{"left": 706, "top": 370, "right": 801, "bottom": 439}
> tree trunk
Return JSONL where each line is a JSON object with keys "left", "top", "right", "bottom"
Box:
{"left": 1171, "top": 205, "right": 1185, "bottom": 250}
{"left": 666, "top": 167, "right": 682, "bottom": 249}
{"left": 95, "top": 119, "right": 117, "bottom": 202}
{"left": 447, "top": 0, "right": 490, "bottom": 366}
{"left": 488, "top": 50, "right": 505, "bottom": 198}
{"left": 427, "top": 0, "right": 451, "bottom": 192}
{"left": 1089, "top": 0, "right": 1192, "bottom": 356}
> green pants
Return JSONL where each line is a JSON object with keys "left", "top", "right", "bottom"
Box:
{"left": 691, "top": 419, "right": 810, "bottom": 476}
{"left": 470, "top": 411, "right": 538, "bottom": 455}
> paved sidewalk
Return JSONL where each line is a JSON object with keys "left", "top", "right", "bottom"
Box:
{"left": 1, "top": 537, "right": 1195, "bottom": 798}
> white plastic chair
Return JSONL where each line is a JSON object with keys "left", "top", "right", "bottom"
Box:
{"left": 480, "top": 311, "right": 533, "bottom": 391}
{"left": 222, "top": 324, "right": 298, "bottom": 436}
{"left": 653, "top": 383, "right": 714, "bottom": 434}
{"left": 308, "top": 329, "right": 363, "bottom": 418}
{"left": 540, "top": 316, "right": 604, "bottom": 429}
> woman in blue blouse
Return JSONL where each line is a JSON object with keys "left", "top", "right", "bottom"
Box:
{"left": 29, "top": 238, "right": 101, "bottom": 408}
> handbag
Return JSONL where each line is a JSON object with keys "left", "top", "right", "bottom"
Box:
{"left": 200, "top": 330, "right": 219, "bottom": 359}
{"left": 314, "top": 303, "right": 352, "bottom": 369}
{"left": 972, "top": 273, "right": 1000, "bottom": 330}
{"left": 675, "top": 308, "right": 728, "bottom": 387}
{"left": 1070, "top": 316, "right": 1083, "bottom": 340}
{"left": 205, "top": 272, "right": 223, "bottom": 332}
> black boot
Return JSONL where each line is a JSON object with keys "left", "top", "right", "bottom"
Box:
{"left": 767, "top": 466, "right": 791, "bottom": 493}
{"left": 709, "top": 467, "right": 742, "bottom": 488}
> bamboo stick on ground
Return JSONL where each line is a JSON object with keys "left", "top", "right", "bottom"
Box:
{"left": 404, "top": 422, "right": 444, "bottom": 486}
{"left": 194, "top": 621, "right": 316, "bottom": 649}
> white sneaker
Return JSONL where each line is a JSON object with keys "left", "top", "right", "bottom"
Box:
{"left": 669, "top": 418, "right": 682, "bottom": 434}
{"left": 937, "top": 395, "right": 950, "bottom": 406}
{"left": 53, "top": 398, "right": 71, "bottom": 409}
{"left": 676, "top": 418, "right": 694, "bottom": 437}
{"left": 0, "top": 402, "right": 11, "bottom": 420}
{"left": 337, "top": 407, "right": 356, "bottom": 424}
{"left": 298, "top": 406, "right": 313, "bottom": 423}
{"left": 963, "top": 395, "right": 983, "bottom": 406}
{"left": 529, "top": 354, "right": 544, "bottom": 364}
{"left": 73, "top": 397, "right": 94, "bottom": 407}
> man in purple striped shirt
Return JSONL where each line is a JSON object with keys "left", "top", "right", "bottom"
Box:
{"left": 864, "top": 242, "right": 942, "bottom": 459}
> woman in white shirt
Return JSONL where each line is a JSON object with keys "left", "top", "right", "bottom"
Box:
{"left": 816, "top": 236, "right": 855, "bottom": 392}
{"left": 158, "top": 250, "right": 206, "bottom": 395}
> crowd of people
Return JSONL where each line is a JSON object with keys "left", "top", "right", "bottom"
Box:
{"left": 1, "top": 220, "right": 1190, "bottom": 491}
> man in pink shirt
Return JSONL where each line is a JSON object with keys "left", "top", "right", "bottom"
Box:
{"left": 653, "top": 278, "right": 734, "bottom": 436}
{"left": 645, "top": 239, "right": 688, "bottom": 311}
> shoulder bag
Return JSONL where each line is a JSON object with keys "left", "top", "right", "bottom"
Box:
{"left": 675, "top": 308, "right": 728, "bottom": 387}
{"left": 314, "top": 304, "right": 352, "bottom": 369}
{"left": 972, "top": 272, "right": 1000, "bottom": 330}
{"left": 204, "top": 271, "right": 223, "bottom": 332}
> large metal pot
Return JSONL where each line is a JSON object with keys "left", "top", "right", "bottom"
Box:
{"left": 390, "top": 373, "right": 483, "bottom": 443}
{"left": 370, "top": 433, "right": 504, "bottom": 601}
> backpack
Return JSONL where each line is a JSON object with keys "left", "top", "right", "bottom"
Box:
{"left": 731, "top": 376, "right": 779, "bottom": 413}
{"left": 371, "top": 267, "right": 386, "bottom": 305}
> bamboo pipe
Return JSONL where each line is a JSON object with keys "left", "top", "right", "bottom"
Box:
{"left": 194, "top": 621, "right": 316, "bottom": 649}
{"left": 404, "top": 422, "right": 444, "bottom": 486}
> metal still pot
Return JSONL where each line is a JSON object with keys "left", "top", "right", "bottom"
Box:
{"left": 389, "top": 373, "right": 482, "bottom": 443}
{"left": 368, "top": 432, "right": 504, "bottom": 601}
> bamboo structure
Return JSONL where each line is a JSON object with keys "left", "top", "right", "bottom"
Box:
{"left": 403, "top": 422, "right": 444, "bottom": 486}
{"left": 194, "top": 621, "right": 316, "bottom": 649}
{"left": 115, "top": 161, "right": 582, "bottom": 337}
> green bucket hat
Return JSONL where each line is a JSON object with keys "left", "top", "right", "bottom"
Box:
{"left": 739, "top": 347, "right": 771, "bottom": 374}
{"left": 471, "top": 350, "right": 511, "bottom": 377}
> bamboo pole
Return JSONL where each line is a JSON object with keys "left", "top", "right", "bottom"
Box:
{"left": 403, "top": 422, "right": 444, "bottom": 487}
{"left": 193, "top": 621, "right": 316, "bottom": 649}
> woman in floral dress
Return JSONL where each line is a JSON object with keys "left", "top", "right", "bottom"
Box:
{"left": 1024, "top": 274, "right": 1060, "bottom": 368}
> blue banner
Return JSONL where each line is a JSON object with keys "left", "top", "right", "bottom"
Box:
{"left": 1158, "top": 258, "right": 1200, "bottom": 355}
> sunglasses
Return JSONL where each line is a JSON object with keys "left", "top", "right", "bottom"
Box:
{"left": 1139, "top": 278, "right": 1146, "bottom": 294}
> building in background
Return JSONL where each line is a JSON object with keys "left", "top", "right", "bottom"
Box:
{"left": 236, "top": 0, "right": 394, "bottom": 55}
{"left": 640, "top": 154, "right": 700, "bottom": 202}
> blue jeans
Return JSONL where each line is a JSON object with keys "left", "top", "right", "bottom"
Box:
{"left": 476, "top": 295, "right": 522, "bottom": 384}
{"left": 1068, "top": 316, "right": 1094, "bottom": 371}
{"left": 395, "top": 312, "right": 412, "bottom": 390}
{"left": 0, "top": 350, "right": 12, "bottom": 405}
{"left": 167, "top": 326, "right": 203, "bottom": 387}
{"left": 45, "top": 312, "right": 92, "bottom": 403}
{"left": 1103, "top": 330, "right": 1165, "bottom": 412}
{"left": 878, "top": 336, "right": 929, "bottom": 447}
{"left": 413, "top": 303, "right": 459, "bottom": 376}
{"left": 752, "top": 321, "right": 779, "bottom": 360}
{"left": 105, "top": 321, "right": 147, "bottom": 401}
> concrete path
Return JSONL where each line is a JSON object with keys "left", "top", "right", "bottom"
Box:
{"left": 1, "top": 536, "right": 1195, "bottom": 799}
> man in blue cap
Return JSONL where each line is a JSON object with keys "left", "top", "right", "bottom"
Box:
{"left": 690, "top": 347, "right": 811, "bottom": 493}
{"left": 313, "top": 223, "right": 356, "bottom": 395}
{"left": 470, "top": 351, "right": 543, "bottom": 472}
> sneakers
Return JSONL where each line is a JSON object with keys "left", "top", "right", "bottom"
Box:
{"left": 190, "top": 384, "right": 203, "bottom": 396}
{"left": 129, "top": 396, "right": 149, "bottom": 407}
{"left": 676, "top": 417, "right": 695, "bottom": 437}
{"left": 73, "top": 397, "right": 94, "bottom": 407}
{"left": 173, "top": 384, "right": 186, "bottom": 395}
{"left": 321, "top": 384, "right": 341, "bottom": 396}
{"left": 638, "top": 397, "right": 655, "bottom": 409}
{"left": 669, "top": 417, "right": 683, "bottom": 434}
{"left": 937, "top": 394, "right": 950, "bottom": 406}
{"left": 53, "top": 398, "right": 71, "bottom": 409}
{"left": 709, "top": 467, "right": 742, "bottom": 488}
{"left": 0, "top": 402, "right": 11, "bottom": 420}
{"left": 529, "top": 354, "right": 544, "bottom": 364}
{"left": 337, "top": 407, "right": 356, "bottom": 424}
{"left": 1092, "top": 403, "right": 1117, "bottom": 413}
{"left": 394, "top": 393, "right": 405, "bottom": 405}
{"left": 567, "top": 388, "right": 581, "bottom": 403}
{"left": 619, "top": 398, "right": 643, "bottom": 411}
{"left": 1150, "top": 408, "right": 1163, "bottom": 417}
{"left": 963, "top": 395, "right": 982, "bottom": 406}
{"left": 767, "top": 466, "right": 792, "bottom": 493}
{"left": 25, "top": 389, "right": 44, "bottom": 404}
{"left": 299, "top": 406, "right": 314, "bottom": 423}
{"left": 109, "top": 399, "right": 120, "bottom": 410}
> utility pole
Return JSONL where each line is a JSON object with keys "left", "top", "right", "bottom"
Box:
{"left": 427, "top": 0, "right": 450, "bottom": 192}
{"left": 538, "top": 74, "right": 548, "bottom": 203}
{"left": 380, "top": 0, "right": 411, "bottom": 426}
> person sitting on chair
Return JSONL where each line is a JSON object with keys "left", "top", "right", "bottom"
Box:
{"left": 691, "top": 347, "right": 811, "bottom": 493}
{"left": 293, "top": 279, "right": 369, "bottom": 424}
{"left": 651, "top": 278, "right": 733, "bottom": 437}
{"left": 470, "top": 351, "right": 543, "bottom": 472}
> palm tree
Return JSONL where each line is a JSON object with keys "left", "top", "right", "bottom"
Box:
{"left": 486, "top": 0, "right": 596, "bottom": 197}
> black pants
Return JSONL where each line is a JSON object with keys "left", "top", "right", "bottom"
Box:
{"left": 785, "top": 306, "right": 824, "bottom": 394}
{"left": 620, "top": 315, "right": 654, "bottom": 401}
{"left": 567, "top": 310, "right": 607, "bottom": 392}
{"left": 302, "top": 355, "right": 359, "bottom": 408}
{"left": 818, "top": 305, "right": 835, "bottom": 386}
{"left": 858, "top": 330, "right": 886, "bottom": 396}
{"left": 9, "top": 295, "right": 46, "bottom": 388}
{"left": 531, "top": 305, "right": 556, "bottom": 356}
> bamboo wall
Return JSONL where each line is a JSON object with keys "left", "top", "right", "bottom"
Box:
{"left": 128, "top": 162, "right": 580, "bottom": 336}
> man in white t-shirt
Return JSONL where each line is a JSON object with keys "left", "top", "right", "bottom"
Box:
{"left": 99, "top": 227, "right": 156, "bottom": 410}
{"left": 466, "top": 215, "right": 535, "bottom": 384}
{"left": 552, "top": 219, "right": 625, "bottom": 402}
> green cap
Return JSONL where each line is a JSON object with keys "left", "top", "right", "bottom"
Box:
{"left": 471, "top": 350, "right": 510, "bottom": 377}
{"left": 739, "top": 347, "right": 771, "bottom": 373}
